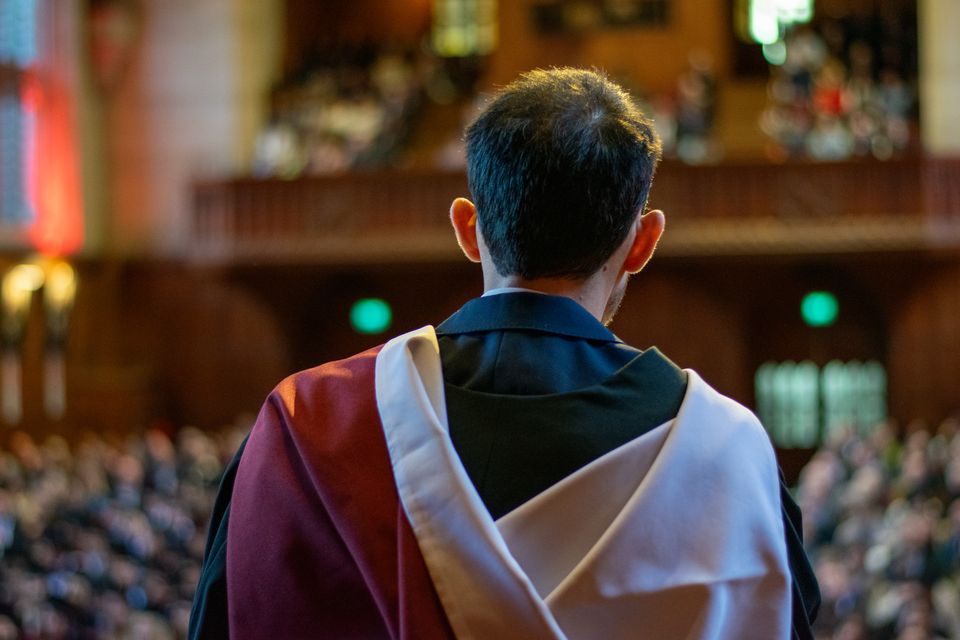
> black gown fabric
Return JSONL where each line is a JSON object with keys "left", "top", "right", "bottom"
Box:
{"left": 436, "top": 292, "right": 820, "bottom": 639}
{"left": 190, "top": 291, "right": 820, "bottom": 639}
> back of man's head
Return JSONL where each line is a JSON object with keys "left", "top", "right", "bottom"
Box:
{"left": 465, "top": 67, "right": 662, "bottom": 280}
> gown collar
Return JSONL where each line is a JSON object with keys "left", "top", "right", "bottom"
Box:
{"left": 436, "top": 292, "right": 620, "bottom": 343}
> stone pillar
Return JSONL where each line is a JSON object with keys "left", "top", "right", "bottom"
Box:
{"left": 920, "top": 0, "right": 960, "bottom": 154}
{"left": 109, "top": 0, "right": 282, "bottom": 254}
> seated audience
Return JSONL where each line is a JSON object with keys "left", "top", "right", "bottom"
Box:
{"left": 1, "top": 411, "right": 959, "bottom": 639}
{"left": 0, "top": 423, "right": 246, "bottom": 639}
{"left": 800, "top": 418, "right": 960, "bottom": 639}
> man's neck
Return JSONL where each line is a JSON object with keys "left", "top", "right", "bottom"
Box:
{"left": 482, "top": 274, "right": 613, "bottom": 323}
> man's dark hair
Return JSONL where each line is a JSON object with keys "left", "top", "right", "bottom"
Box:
{"left": 465, "top": 67, "right": 662, "bottom": 280}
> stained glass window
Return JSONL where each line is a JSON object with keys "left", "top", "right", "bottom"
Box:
{"left": 0, "top": 0, "right": 38, "bottom": 227}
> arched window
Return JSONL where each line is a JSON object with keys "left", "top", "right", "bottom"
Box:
{"left": 822, "top": 359, "right": 855, "bottom": 438}
{"left": 756, "top": 359, "right": 887, "bottom": 447}
{"left": 857, "top": 360, "right": 887, "bottom": 434}
{"left": 0, "top": 0, "right": 38, "bottom": 226}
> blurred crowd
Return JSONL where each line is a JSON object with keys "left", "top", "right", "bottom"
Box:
{"left": 251, "top": 41, "right": 727, "bottom": 174}
{"left": 801, "top": 418, "right": 960, "bottom": 640}
{"left": 640, "top": 52, "right": 719, "bottom": 165}
{"left": 0, "top": 423, "right": 247, "bottom": 639}
{"left": 761, "top": 21, "right": 915, "bottom": 161}
{"left": 247, "top": 10, "right": 922, "bottom": 175}
{"left": 252, "top": 46, "right": 425, "bottom": 177}
{"left": 4, "top": 411, "right": 960, "bottom": 638}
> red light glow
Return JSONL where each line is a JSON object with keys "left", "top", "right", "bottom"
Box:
{"left": 23, "top": 66, "right": 84, "bottom": 256}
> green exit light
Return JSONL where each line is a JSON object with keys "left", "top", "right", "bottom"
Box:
{"left": 350, "top": 298, "right": 392, "bottom": 334}
{"left": 801, "top": 291, "right": 838, "bottom": 327}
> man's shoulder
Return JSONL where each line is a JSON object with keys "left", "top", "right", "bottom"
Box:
{"left": 690, "top": 375, "right": 763, "bottom": 429}
{"left": 276, "top": 344, "right": 383, "bottom": 392}
{"left": 261, "top": 344, "right": 387, "bottom": 425}
{"left": 666, "top": 372, "right": 783, "bottom": 534}
{"left": 247, "top": 343, "right": 396, "bottom": 471}
{"left": 681, "top": 371, "right": 776, "bottom": 466}
{"left": 267, "top": 325, "right": 440, "bottom": 416}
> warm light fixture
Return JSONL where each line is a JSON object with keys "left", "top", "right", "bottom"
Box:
{"left": 2, "top": 263, "right": 44, "bottom": 322}
{"left": 0, "top": 258, "right": 80, "bottom": 423}
{"left": 44, "top": 260, "right": 77, "bottom": 316}
{"left": 42, "top": 260, "right": 76, "bottom": 421}
{"left": 0, "top": 261, "right": 44, "bottom": 425}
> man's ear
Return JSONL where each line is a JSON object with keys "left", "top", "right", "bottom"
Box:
{"left": 622, "top": 209, "right": 665, "bottom": 274}
{"left": 450, "top": 197, "right": 481, "bottom": 263}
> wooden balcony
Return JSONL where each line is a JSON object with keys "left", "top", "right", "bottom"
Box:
{"left": 191, "top": 158, "right": 960, "bottom": 264}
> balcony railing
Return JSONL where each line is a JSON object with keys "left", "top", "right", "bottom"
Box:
{"left": 191, "top": 158, "right": 960, "bottom": 263}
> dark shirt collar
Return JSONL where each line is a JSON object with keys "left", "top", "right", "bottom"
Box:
{"left": 436, "top": 292, "right": 620, "bottom": 343}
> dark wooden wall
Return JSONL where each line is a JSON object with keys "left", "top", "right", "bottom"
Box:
{"left": 19, "top": 160, "right": 960, "bottom": 451}
{"left": 890, "top": 262, "right": 960, "bottom": 425}
{"left": 47, "top": 248, "right": 956, "bottom": 443}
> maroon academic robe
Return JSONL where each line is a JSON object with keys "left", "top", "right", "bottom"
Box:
{"left": 226, "top": 346, "right": 455, "bottom": 639}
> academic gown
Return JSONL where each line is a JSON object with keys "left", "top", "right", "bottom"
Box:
{"left": 189, "top": 292, "right": 819, "bottom": 639}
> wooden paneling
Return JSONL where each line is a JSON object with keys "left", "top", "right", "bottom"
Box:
{"left": 41, "top": 260, "right": 292, "bottom": 434}
{"left": 192, "top": 170, "right": 468, "bottom": 263}
{"left": 37, "top": 251, "right": 960, "bottom": 445}
{"left": 889, "top": 264, "right": 960, "bottom": 425}
{"left": 612, "top": 268, "right": 749, "bottom": 403}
